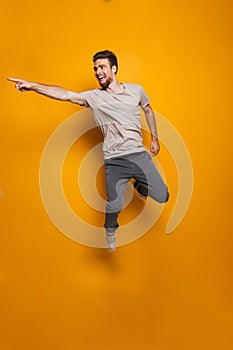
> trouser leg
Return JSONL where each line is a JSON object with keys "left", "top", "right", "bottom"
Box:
{"left": 104, "top": 159, "right": 130, "bottom": 232}
{"left": 129, "top": 151, "right": 169, "bottom": 203}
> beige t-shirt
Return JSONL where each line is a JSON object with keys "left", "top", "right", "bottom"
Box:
{"left": 80, "top": 83, "right": 150, "bottom": 159}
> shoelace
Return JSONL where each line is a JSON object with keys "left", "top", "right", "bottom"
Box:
{"left": 106, "top": 232, "right": 116, "bottom": 246}
{"left": 107, "top": 233, "right": 115, "bottom": 242}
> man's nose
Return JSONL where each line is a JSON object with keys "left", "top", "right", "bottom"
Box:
{"left": 96, "top": 67, "right": 101, "bottom": 75}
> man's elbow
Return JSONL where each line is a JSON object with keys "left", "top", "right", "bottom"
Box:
{"left": 143, "top": 104, "right": 153, "bottom": 114}
{"left": 66, "top": 91, "right": 84, "bottom": 105}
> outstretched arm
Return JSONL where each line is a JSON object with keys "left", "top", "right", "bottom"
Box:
{"left": 7, "top": 78, "right": 85, "bottom": 106}
{"left": 142, "top": 104, "right": 160, "bottom": 156}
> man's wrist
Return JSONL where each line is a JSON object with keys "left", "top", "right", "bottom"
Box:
{"left": 30, "top": 82, "right": 38, "bottom": 91}
{"left": 151, "top": 135, "right": 159, "bottom": 141}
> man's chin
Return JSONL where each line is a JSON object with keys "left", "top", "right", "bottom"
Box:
{"left": 99, "top": 81, "right": 109, "bottom": 89}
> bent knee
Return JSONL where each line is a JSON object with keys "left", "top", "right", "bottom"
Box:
{"left": 165, "top": 191, "right": 169, "bottom": 203}
{"left": 152, "top": 188, "right": 169, "bottom": 203}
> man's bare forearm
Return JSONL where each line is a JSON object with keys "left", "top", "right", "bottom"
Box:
{"left": 30, "top": 82, "right": 69, "bottom": 100}
{"left": 30, "top": 83, "right": 85, "bottom": 104}
{"left": 143, "top": 105, "right": 158, "bottom": 141}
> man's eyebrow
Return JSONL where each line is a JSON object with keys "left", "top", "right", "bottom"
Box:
{"left": 94, "top": 64, "right": 107, "bottom": 70}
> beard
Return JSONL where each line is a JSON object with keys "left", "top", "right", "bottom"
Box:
{"left": 98, "top": 76, "right": 112, "bottom": 89}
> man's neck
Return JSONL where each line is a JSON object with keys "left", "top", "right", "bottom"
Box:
{"left": 106, "top": 79, "right": 124, "bottom": 93}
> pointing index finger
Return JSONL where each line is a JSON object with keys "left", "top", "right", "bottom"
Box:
{"left": 7, "top": 78, "right": 20, "bottom": 83}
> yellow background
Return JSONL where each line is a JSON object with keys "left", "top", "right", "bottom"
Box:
{"left": 1, "top": 0, "right": 233, "bottom": 349}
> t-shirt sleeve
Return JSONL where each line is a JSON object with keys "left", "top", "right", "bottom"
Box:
{"left": 139, "top": 85, "right": 150, "bottom": 108}
{"left": 79, "top": 89, "right": 99, "bottom": 108}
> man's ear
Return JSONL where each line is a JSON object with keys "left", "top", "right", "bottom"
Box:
{"left": 112, "top": 65, "right": 117, "bottom": 74}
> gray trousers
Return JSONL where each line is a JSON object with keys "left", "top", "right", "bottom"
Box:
{"left": 104, "top": 151, "right": 169, "bottom": 232}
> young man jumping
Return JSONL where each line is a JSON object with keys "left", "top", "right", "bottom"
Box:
{"left": 8, "top": 50, "right": 169, "bottom": 252}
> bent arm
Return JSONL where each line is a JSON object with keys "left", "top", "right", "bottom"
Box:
{"left": 7, "top": 78, "right": 85, "bottom": 106}
{"left": 142, "top": 103, "right": 160, "bottom": 156}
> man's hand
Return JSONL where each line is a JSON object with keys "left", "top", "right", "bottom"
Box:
{"left": 150, "top": 139, "right": 160, "bottom": 157}
{"left": 7, "top": 78, "right": 33, "bottom": 92}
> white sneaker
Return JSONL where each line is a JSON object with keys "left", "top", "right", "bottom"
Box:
{"left": 106, "top": 231, "right": 117, "bottom": 252}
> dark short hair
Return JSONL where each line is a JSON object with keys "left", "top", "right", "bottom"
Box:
{"left": 93, "top": 50, "right": 118, "bottom": 73}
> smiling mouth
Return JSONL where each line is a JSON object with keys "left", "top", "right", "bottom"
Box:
{"left": 98, "top": 76, "right": 106, "bottom": 82}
